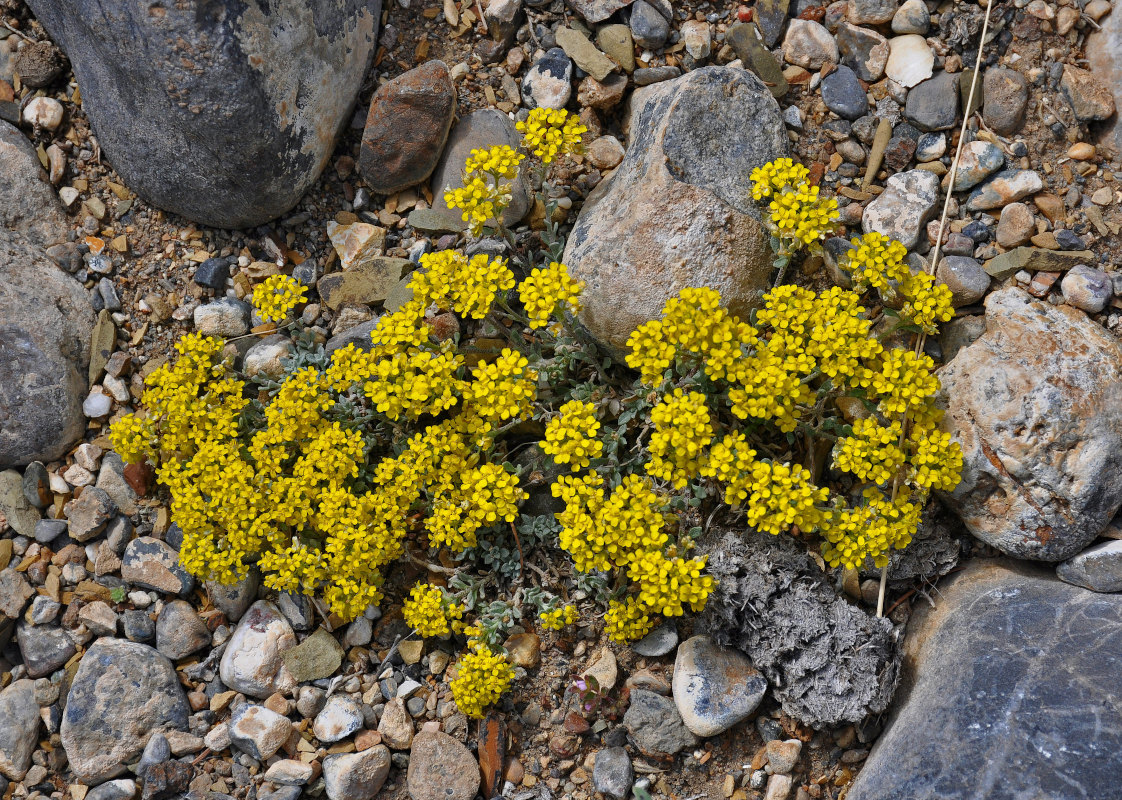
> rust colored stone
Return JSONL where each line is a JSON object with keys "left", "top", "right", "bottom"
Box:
{"left": 358, "top": 60, "right": 456, "bottom": 195}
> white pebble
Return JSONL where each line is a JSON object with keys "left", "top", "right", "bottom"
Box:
{"left": 82, "top": 391, "right": 113, "bottom": 419}
{"left": 23, "top": 97, "right": 64, "bottom": 131}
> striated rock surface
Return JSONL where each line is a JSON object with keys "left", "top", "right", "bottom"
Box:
{"left": 564, "top": 66, "right": 786, "bottom": 351}
{"left": 849, "top": 559, "right": 1122, "bottom": 800}
{"left": 940, "top": 288, "right": 1122, "bottom": 561}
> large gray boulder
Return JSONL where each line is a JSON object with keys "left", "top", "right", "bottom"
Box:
{"left": 25, "top": 0, "right": 383, "bottom": 228}
{"left": 849, "top": 558, "right": 1122, "bottom": 800}
{"left": 0, "top": 122, "right": 68, "bottom": 248}
{"left": 0, "top": 233, "right": 94, "bottom": 468}
{"left": 60, "top": 639, "right": 190, "bottom": 784}
{"left": 564, "top": 66, "right": 787, "bottom": 352}
{"left": 940, "top": 288, "right": 1122, "bottom": 561}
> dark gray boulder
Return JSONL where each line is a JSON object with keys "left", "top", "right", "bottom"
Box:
{"left": 60, "top": 639, "right": 190, "bottom": 784}
{"left": 0, "top": 233, "right": 94, "bottom": 468}
{"left": 849, "top": 559, "right": 1122, "bottom": 800}
{"left": 25, "top": 0, "right": 383, "bottom": 228}
{"left": 701, "top": 530, "right": 899, "bottom": 728}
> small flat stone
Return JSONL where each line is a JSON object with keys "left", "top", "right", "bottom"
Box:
{"left": 0, "top": 680, "right": 38, "bottom": 780}
{"left": 863, "top": 169, "right": 941, "bottom": 250}
{"left": 672, "top": 635, "right": 767, "bottom": 737}
{"left": 556, "top": 26, "right": 616, "bottom": 83}
{"left": 966, "top": 169, "right": 1043, "bottom": 211}
{"left": 892, "top": 0, "right": 930, "bottom": 33}
{"left": 726, "top": 23, "right": 788, "bottom": 98}
{"left": 983, "top": 247, "right": 1096, "bottom": 279}
{"left": 122, "top": 536, "right": 194, "bottom": 595}
{"left": 156, "top": 600, "right": 210, "bottom": 660}
{"left": 1057, "top": 540, "right": 1122, "bottom": 592}
{"left": 632, "top": 623, "right": 678, "bottom": 657}
{"left": 522, "top": 47, "right": 573, "bottom": 109}
{"left": 983, "top": 67, "right": 1029, "bottom": 135}
{"left": 592, "top": 746, "right": 633, "bottom": 800}
{"left": 1061, "top": 264, "right": 1112, "bottom": 313}
{"left": 821, "top": 65, "right": 867, "bottom": 120}
{"left": 323, "top": 746, "right": 390, "bottom": 800}
{"left": 623, "top": 689, "right": 699, "bottom": 758}
{"left": 193, "top": 298, "right": 250, "bottom": 337}
{"left": 996, "top": 202, "right": 1036, "bottom": 248}
{"left": 64, "top": 486, "right": 116, "bottom": 542}
{"left": 220, "top": 600, "right": 297, "bottom": 698}
{"left": 951, "top": 141, "right": 1005, "bottom": 191}
{"left": 229, "top": 704, "right": 293, "bottom": 760}
{"left": 937, "top": 256, "right": 991, "bottom": 306}
{"left": 317, "top": 257, "right": 408, "bottom": 310}
{"left": 905, "top": 71, "right": 959, "bottom": 131}
{"left": 313, "top": 695, "right": 364, "bottom": 743}
{"left": 835, "top": 22, "right": 889, "bottom": 82}
{"left": 406, "top": 731, "right": 480, "bottom": 800}
{"left": 1060, "top": 64, "right": 1115, "bottom": 121}
{"left": 782, "top": 19, "right": 838, "bottom": 71}
{"left": 885, "top": 35, "right": 933, "bottom": 88}
{"left": 282, "top": 627, "right": 344, "bottom": 683}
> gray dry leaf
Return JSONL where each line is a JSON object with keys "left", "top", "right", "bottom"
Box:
{"left": 700, "top": 530, "right": 900, "bottom": 728}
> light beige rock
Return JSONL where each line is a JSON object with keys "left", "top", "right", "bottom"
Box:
{"left": 564, "top": 67, "right": 785, "bottom": 352}
{"left": 885, "top": 35, "right": 934, "bottom": 88}
{"left": 940, "top": 288, "right": 1122, "bottom": 561}
{"left": 326, "top": 221, "right": 386, "bottom": 271}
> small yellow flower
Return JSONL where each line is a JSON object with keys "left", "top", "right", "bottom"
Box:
{"left": 516, "top": 107, "right": 587, "bottom": 164}
{"left": 539, "top": 604, "right": 578, "bottom": 631}
{"left": 518, "top": 261, "right": 584, "bottom": 328}
{"left": 252, "top": 274, "right": 307, "bottom": 323}
{"left": 542, "top": 400, "right": 603, "bottom": 471}
{"left": 450, "top": 642, "right": 515, "bottom": 718}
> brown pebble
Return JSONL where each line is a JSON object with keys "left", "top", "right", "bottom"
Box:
{"left": 1067, "top": 142, "right": 1096, "bottom": 160}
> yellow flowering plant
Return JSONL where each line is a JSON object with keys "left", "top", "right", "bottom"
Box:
{"left": 110, "top": 151, "right": 962, "bottom": 723}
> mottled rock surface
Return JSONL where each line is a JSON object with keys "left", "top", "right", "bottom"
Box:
{"left": 564, "top": 67, "right": 786, "bottom": 351}
{"left": 60, "top": 639, "right": 189, "bottom": 784}
{"left": 406, "top": 731, "right": 480, "bottom": 800}
{"left": 940, "top": 288, "right": 1122, "bottom": 560}
{"left": 0, "top": 680, "right": 38, "bottom": 780}
{"left": 220, "top": 600, "right": 297, "bottom": 698}
{"left": 849, "top": 559, "right": 1122, "bottom": 800}
{"left": 672, "top": 635, "right": 767, "bottom": 737}
{"left": 25, "top": 0, "right": 383, "bottom": 227}
{"left": 0, "top": 233, "right": 94, "bottom": 468}
{"left": 0, "top": 122, "right": 68, "bottom": 248}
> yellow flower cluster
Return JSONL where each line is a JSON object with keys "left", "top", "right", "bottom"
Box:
{"left": 900, "top": 272, "right": 955, "bottom": 334}
{"left": 768, "top": 182, "right": 840, "bottom": 246}
{"left": 450, "top": 642, "right": 515, "bottom": 718}
{"left": 542, "top": 400, "right": 602, "bottom": 471}
{"left": 646, "top": 389, "right": 713, "bottom": 489}
{"left": 625, "top": 287, "right": 756, "bottom": 385}
{"left": 516, "top": 107, "right": 587, "bottom": 165}
{"left": 750, "top": 158, "right": 810, "bottom": 200}
{"left": 465, "top": 145, "right": 524, "bottom": 179}
{"left": 627, "top": 549, "right": 715, "bottom": 618}
{"left": 539, "top": 604, "right": 578, "bottom": 630}
{"left": 518, "top": 261, "right": 584, "bottom": 329}
{"left": 833, "top": 417, "right": 905, "bottom": 486}
{"left": 428, "top": 462, "right": 526, "bottom": 551}
{"left": 465, "top": 349, "right": 537, "bottom": 423}
{"left": 445, "top": 180, "right": 511, "bottom": 237}
{"left": 822, "top": 489, "right": 922, "bottom": 569}
{"left": 842, "top": 232, "right": 909, "bottom": 292}
{"left": 411, "top": 250, "right": 515, "bottom": 320}
{"left": 252, "top": 274, "right": 307, "bottom": 323}
{"left": 403, "top": 582, "right": 464, "bottom": 637}
{"left": 619, "top": 272, "right": 962, "bottom": 568}
{"left": 551, "top": 471, "right": 714, "bottom": 642}
{"left": 604, "top": 597, "right": 654, "bottom": 642}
